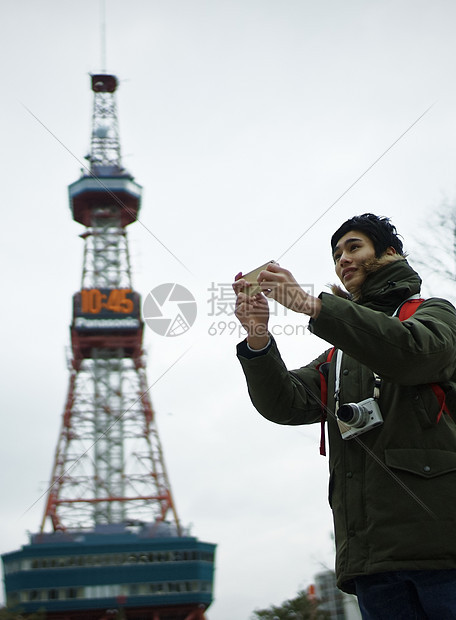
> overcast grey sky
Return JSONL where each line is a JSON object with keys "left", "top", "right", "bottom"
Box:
{"left": 2, "top": 1, "right": 456, "bottom": 618}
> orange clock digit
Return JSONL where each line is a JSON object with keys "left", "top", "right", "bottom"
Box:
{"left": 119, "top": 289, "right": 134, "bottom": 313}
{"left": 106, "top": 289, "right": 121, "bottom": 312}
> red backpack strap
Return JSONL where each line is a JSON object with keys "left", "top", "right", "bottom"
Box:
{"left": 431, "top": 384, "right": 450, "bottom": 422}
{"left": 398, "top": 298, "right": 450, "bottom": 422}
{"left": 318, "top": 347, "right": 335, "bottom": 456}
{"left": 397, "top": 298, "right": 425, "bottom": 320}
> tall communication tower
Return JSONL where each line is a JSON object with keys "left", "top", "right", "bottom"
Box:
{"left": 43, "top": 73, "right": 178, "bottom": 535}
{"left": 2, "top": 75, "right": 216, "bottom": 620}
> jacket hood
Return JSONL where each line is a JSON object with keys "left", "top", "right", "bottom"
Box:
{"left": 331, "top": 259, "right": 422, "bottom": 313}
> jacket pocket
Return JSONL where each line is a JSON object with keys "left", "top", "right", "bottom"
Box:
{"left": 385, "top": 448, "right": 456, "bottom": 478}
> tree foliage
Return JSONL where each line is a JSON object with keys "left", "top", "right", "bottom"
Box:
{"left": 250, "top": 589, "right": 330, "bottom": 620}
{"left": 410, "top": 200, "right": 456, "bottom": 304}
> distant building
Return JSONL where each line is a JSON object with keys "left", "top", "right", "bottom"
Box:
{"left": 314, "top": 570, "right": 361, "bottom": 620}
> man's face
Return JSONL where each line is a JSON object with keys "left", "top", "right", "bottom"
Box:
{"left": 333, "top": 230, "right": 377, "bottom": 293}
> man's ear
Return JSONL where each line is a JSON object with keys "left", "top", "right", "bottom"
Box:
{"left": 385, "top": 246, "right": 397, "bottom": 256}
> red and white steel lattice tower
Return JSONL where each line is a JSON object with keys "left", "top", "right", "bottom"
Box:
{"left": 41, "top": 74, "right": 181, "bottom": 534}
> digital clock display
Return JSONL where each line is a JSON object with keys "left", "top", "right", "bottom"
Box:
{"left": 79, "top": 288, "right": 136, "bottom": 314}
{"left": 73, "top": 288, "right": 141, "bottom": 331}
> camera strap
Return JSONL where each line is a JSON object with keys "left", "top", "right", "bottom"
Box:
{"left": 334, "top": 349, "right": 381, "bottom": 414}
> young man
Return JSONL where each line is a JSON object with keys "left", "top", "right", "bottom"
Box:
{"left": 233, "top": 214, "right": 456, "bottom": 619}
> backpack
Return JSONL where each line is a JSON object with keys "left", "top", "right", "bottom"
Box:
{"left": 318, "top": 298, "right": 450, "bottom": 456}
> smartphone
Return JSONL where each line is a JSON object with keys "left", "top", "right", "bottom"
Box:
{"left": 241, "top": 261, "right": 275, "bottom": 296}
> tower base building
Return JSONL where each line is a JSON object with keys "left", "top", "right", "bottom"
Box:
{"left": 3, "top": 524, "right": 215, "bottom": 619}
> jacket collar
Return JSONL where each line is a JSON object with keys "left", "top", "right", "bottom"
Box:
{"left": 357, "top": 259, "right": 422, "bottom": 313}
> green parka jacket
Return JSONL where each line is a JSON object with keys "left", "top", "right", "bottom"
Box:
{"left": 237, "top": 259, "right": 456, "bottom": 593}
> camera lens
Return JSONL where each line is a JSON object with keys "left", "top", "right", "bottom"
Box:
{"left": 338, "top": 403, "right": 366, "bottom": 427}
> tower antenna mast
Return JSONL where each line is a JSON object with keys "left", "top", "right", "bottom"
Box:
{"left": 100, "top": 0, "right": 107, "bottom": 73}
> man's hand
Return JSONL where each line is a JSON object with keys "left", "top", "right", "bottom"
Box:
{"left": 257, "top": 263, "right": 321, "bottom": 318}
{"left": 233, "top": 273, "right": 270, "bottom": 349}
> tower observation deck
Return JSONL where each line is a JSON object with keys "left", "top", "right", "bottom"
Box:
{"left": 2, "top": 75, "right": 216, "bottom": 620}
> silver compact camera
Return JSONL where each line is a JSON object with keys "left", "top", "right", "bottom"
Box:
{"left": 337, "top": 397, "right": 383, "bottom": 440}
